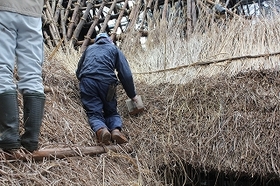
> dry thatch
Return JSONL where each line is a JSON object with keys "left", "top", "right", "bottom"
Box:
{"left": 1, "top": 5, "right": 280, "bottom": 186}
{"left": 1, "top": 52, "right": 280, "bottom": 185}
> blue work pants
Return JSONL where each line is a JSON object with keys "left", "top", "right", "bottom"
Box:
{"left": 79, "top": 77, "right": 122, "bottom": 132}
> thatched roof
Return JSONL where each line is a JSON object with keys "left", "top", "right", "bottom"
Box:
{"left": 1, "top": 50, "right": 280, "bottom": 185}
{"left": 1, "top": 1, "right": 280, "bottom": 185}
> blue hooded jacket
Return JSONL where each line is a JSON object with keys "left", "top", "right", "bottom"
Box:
{"left": 76, "top": 36, "right": 136, "bottom": 99}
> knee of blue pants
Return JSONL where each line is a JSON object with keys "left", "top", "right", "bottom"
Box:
{"left": 105, "top": 115, "right": 122, "bottom": 131}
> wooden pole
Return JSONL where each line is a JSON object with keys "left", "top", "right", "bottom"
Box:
{"left": 100, "top": 0, "right": 119, "bottom": 33}
{"left": 45, "top": 1, "right": 61, "bottom": 46}
{"left": 51, "top": 0, "right": 56, "bottom": 15}
{"left": 111, "top": 0, "right": 130, "bottom": 42}
{"left": 72, "top": 0, "right": 95, "bottom": 45}
{"left": 43, "top": 31, "right": 53, "bottom": 48}
{"left": 54, "top": 0, "right": 64, "bottom": 22}
{"left": 67, "top": 0, "right": 82, "bottom": 40}
{"left": 45, "top": 11, "right": 58, "bottom": 46}
{"left": 126, "top": 0, "right": 141, "bottom": 33}
{"left": 138, "top": 0, "right": 150, "bottom": 30}
{"left": 60, "top": 8, "right": 67, "bottom": 43}
{"left": 80, "top": 1, "right": 106, "bottom": 52}
{"left": 2, "top": 144, "right": 133, "bottom": 161}
{"left": 64, "top": 0, "right": 73, "bottom": 22}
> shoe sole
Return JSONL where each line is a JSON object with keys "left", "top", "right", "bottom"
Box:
{"left": 112, "top": 135, "right": 128, "bottom": 144}
{"left": 102, "top": 132, "right": 111, "bottom": 145}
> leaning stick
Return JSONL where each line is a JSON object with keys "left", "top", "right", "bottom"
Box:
{"left": 137, "top": 0, "right": 151, "bottom": 30}
{"left": 45, "top": 7, "right": 61, "bottom": 46}
{"left": 67, "top": 0, "right": 82, "bottom": 40}
{"left": 51, "top": 0, "right": 56, "bottom": 15}
{"left": 64, "top": 0, "right": 73, "bottom": 22}
{"left": 46, "top": 1, "right": 62, "bottom": 43}
{"left": 134, "top": 51, "right": 280, "bottom": 74}
{"left": 54, "top": 0, "right": 64, "bottom": 22}
{"left": 111, "top": 0, "right": 130, "bottom": 41}
{"left": 126, "top": 0, "right": 141, "bottom": 33}
{"left": 60, "top": 8, "right": 68, "bottom": 45}
{"left": 1, "top": 144, "right": 133, "bottom": 161}
{"left": 72, "top": 0, "right": 95, "bottom": 45}
{"left": 80, "top": 1, "right": 106, "bottom": 52}
{"left": 100, "top": 0, "right": 119, "bottom": 33}
{"left": 43, "top": 31, "right": 53, "bottom": 48}
{"left": 47, "top": 38, "right": 64, "bottom": 61}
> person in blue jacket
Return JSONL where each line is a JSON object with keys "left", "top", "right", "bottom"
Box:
{"left": 76, "top": 33, "right": 139, "bottom": 145}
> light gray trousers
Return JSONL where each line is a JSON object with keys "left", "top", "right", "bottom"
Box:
{"left": 0, "top": 11, "right": 44, "bottom": 94}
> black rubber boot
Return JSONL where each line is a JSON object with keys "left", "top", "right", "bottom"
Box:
{"left": 0, "top": 91, "right": 21, "bottom": 150}
{"left": 21, "top": 92, "right": 45, "bottom": 152}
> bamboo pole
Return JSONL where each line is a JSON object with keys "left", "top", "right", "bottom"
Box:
{"left": 134, "top": 0, "right": 151, "bottom": 45}
{"left": 47, "top": 38, "right": 64, "bottom": 61}
{"left": 147, "top": 0, "right": 159, "bottom": 30}
{"left": 1, "top": 144, "right": 133, "bottom": 161}
{"left": 138, "top": 0, "right": 150, "bottom": 30}
{"left": 54, "top": 0, "right": 64, "bottom": 22}
{"left": 67, "top": 0, "right": 82, "bottom": 40}
{"left": 43, "top": 31, "right": 53, "bottom": 48}
{"left": 60, "top": 8, "right": 69, "bottom": 53}
{"left": 45, "top": 1, "right": 61, "bottom": 46}
{"left": 64, "top": 0, "right": 73, "bottom": 22}
{"left": 126, "top": 0, "right": 141, "bottom": 33}
{"left": 111, "top": 0, "right": 130, "bottom": 41}
{"left": 61, "top": 8, "right": 67, "bottom": 43}
{"left": 80, "top": 1, "right": 106, "bottom": 52}
{"left": 99, "top": 0, "right": 119, "bottom": 33}
{"left": 51, "top": 0, "right": 56, "bottom": 15}
{"left": 128, "top": 1, "right": 136, "bottom": 21}
{"left": 72, "top": 0, "right": 95, "bottom": 45}
{"left": 76, "top": 38, "right": 94, "bottom": 46}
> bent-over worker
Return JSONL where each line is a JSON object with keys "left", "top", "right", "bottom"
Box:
{"left": 76, "top": 33, "right": 139, "bottom": 145}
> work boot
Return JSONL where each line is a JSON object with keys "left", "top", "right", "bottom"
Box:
{"left": 21, "top": 92, "right": 45, "bottom": 152}
{"left": 0, "top": 91, "right": 21, "bottom": 150}
{"left": 96, "top": 128, "right": 111, "bottom": 145}
{"left": 111, "top": 129, "right": 128, "bottom": 144}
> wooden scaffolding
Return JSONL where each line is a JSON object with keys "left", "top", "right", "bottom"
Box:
{"left": 42, "top": 0, "right": 264, "bottom": 51}
{"left": 42, "top": 0, "right": 198, "bottom": 51}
